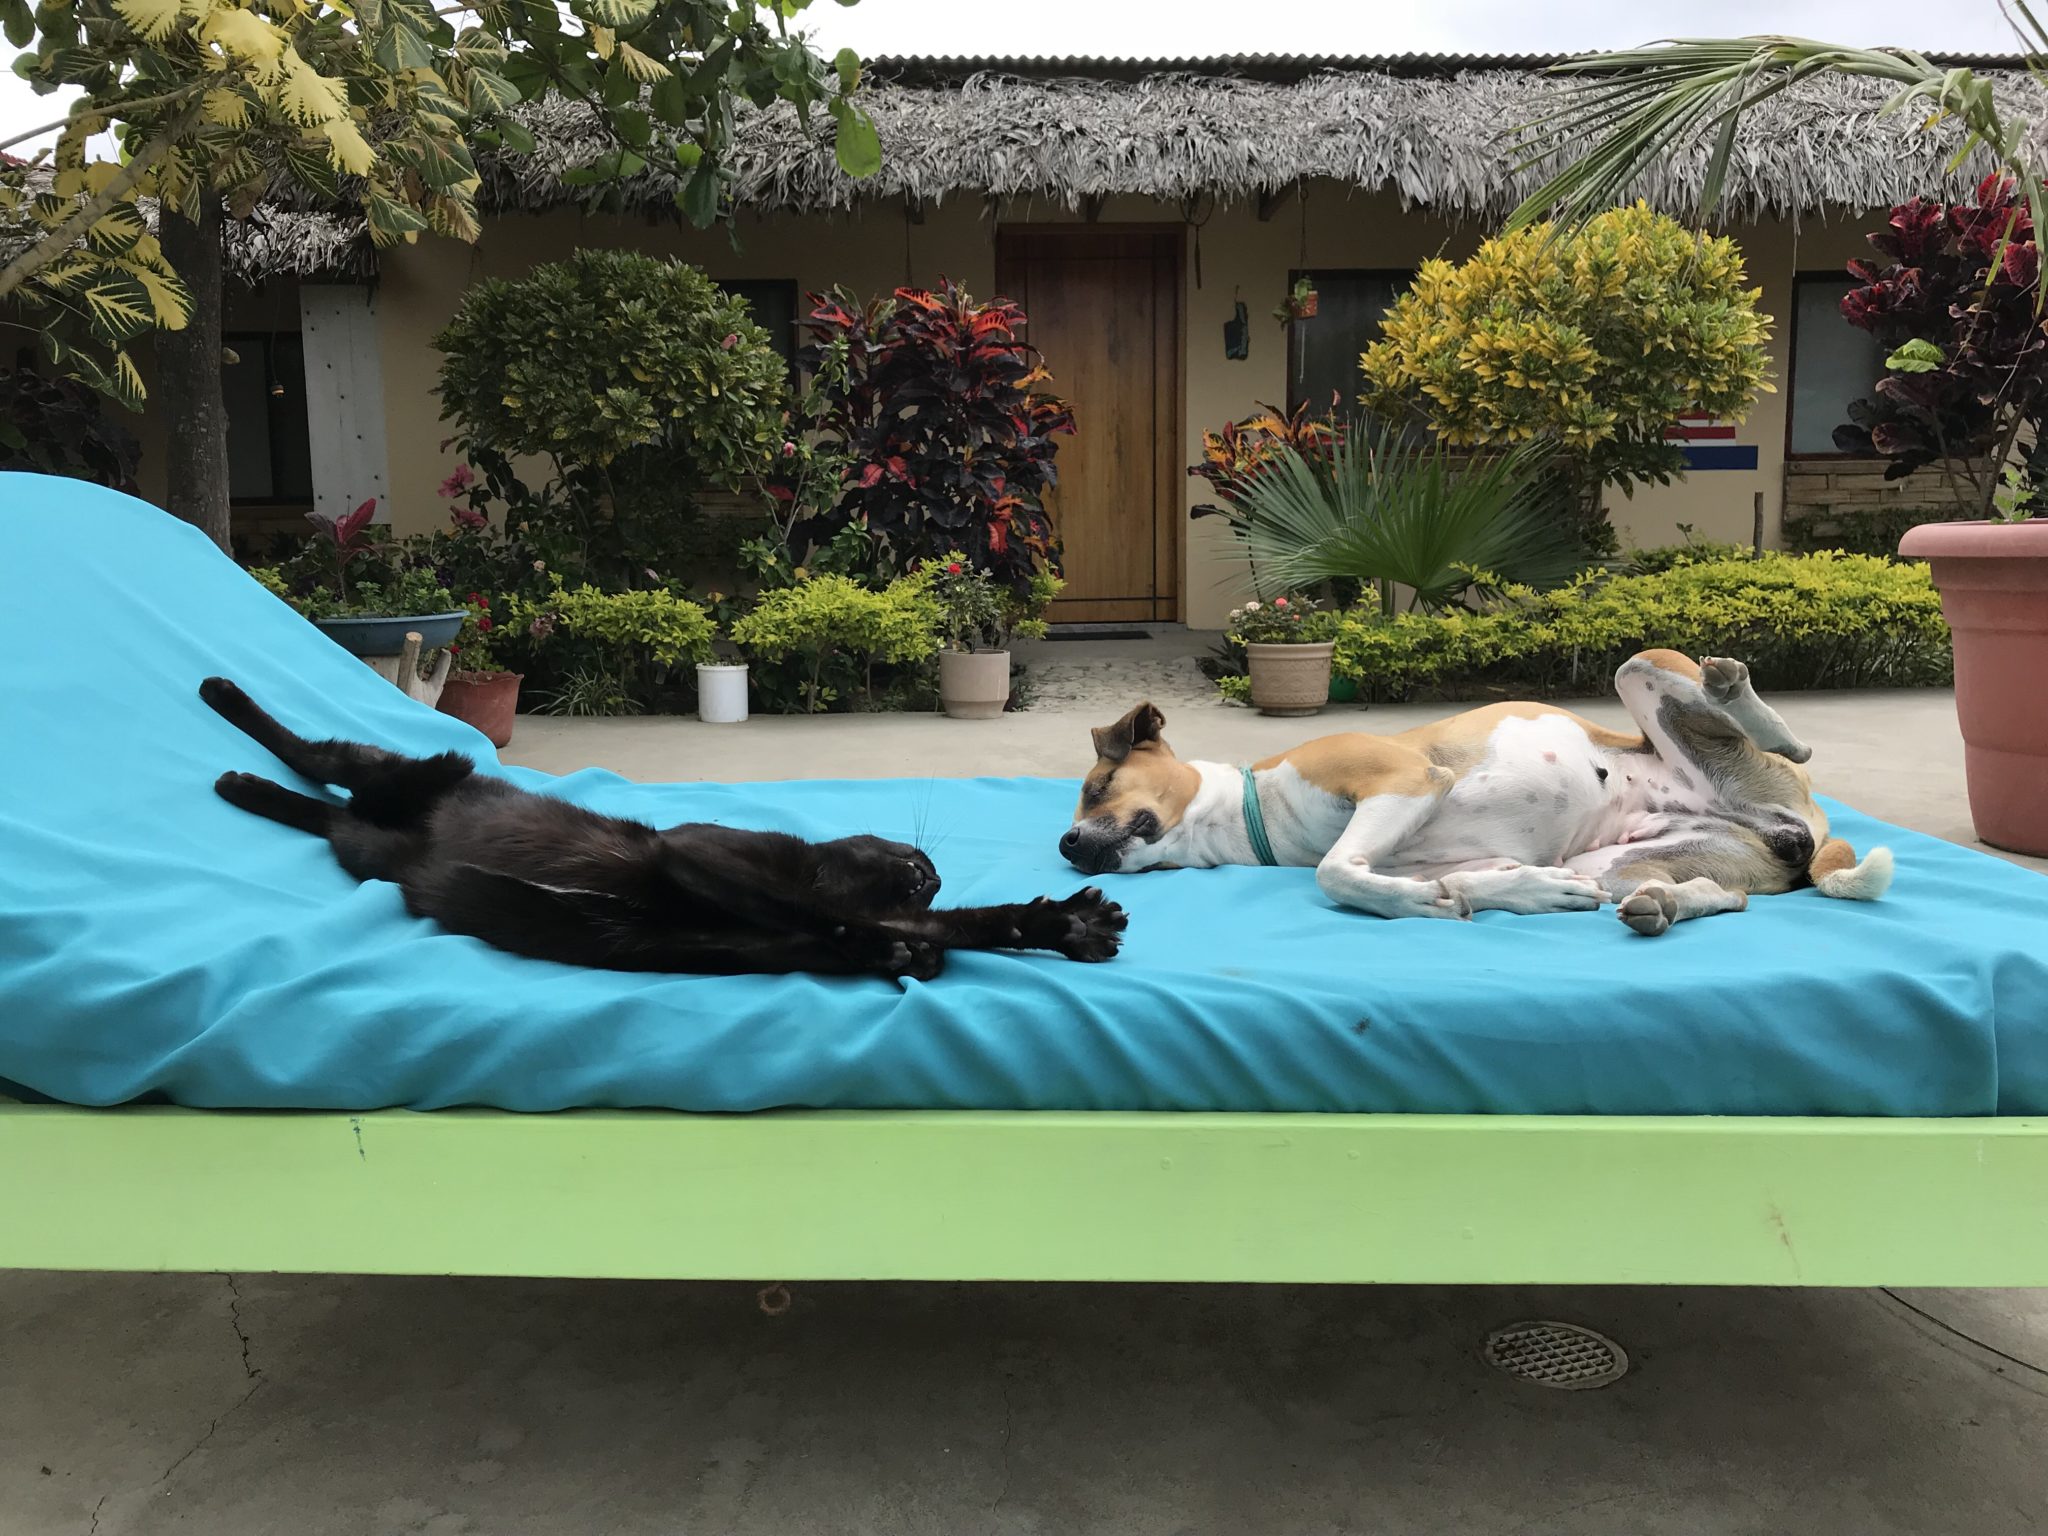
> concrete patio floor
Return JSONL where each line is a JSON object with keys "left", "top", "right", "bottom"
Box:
{"left": 6, "top": 684, "right": 2046, "bottom": 1535}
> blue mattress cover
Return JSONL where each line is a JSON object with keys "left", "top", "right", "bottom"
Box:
{"left": 5, "top": 474, "right": 2048, "bottom": 1118}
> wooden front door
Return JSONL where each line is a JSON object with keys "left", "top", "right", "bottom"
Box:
{"left": 995, "top": 228, "right": 1181, "bottom": 623}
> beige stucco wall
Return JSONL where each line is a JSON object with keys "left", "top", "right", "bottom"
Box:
{"left": 185, "top": 189, "right": 1891, "bottom": 630}
{"left": 1598, "top": 212, "right": 1879, "bottom": 557}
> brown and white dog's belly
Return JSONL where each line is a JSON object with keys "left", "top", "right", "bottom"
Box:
{"left": 1378, "top": 711, "right": 1637, "bottom": 873}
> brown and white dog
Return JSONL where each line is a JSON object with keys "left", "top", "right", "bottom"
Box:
{"left": 1060, "top": 649, "right": 1893, "bottom": 936}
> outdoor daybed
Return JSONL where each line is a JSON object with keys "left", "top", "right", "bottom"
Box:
{"left": 4, "top": 476, "right": 2047, "bottom": 1287}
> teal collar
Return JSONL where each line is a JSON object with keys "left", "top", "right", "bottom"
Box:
{"left": 1239, "top": 767, "right": 1279, "bottom": 867}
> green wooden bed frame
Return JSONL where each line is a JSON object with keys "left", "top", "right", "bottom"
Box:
{"left": 4, "top": 1105, "right": 2046, "bottom": 1285}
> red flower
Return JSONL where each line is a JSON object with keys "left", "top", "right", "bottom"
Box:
{"left": 477, "top": 615, "right": 494, "bottom": 631}
{"left": 946, "top": 562, "right": 963, "bottom": 575}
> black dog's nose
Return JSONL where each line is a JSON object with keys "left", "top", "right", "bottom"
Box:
{"left": 1059, "top": 827, "right": 1083, "bottom": 857}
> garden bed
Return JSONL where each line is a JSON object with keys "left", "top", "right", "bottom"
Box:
{"left": 1210, "top": 552, "right": 1950, "bottom": 705}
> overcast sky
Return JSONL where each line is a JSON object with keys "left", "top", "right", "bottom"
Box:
{"left": 0, "top": 0, "right": 2022, "bottom": 150}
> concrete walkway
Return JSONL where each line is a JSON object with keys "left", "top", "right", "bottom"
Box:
{"left": 6, "top": 685, "right": 2046, "bottom": 1536}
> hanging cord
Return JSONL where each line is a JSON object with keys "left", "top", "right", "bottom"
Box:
{"left": 1181, "top": 192, "right": 1214, "bottom": 289}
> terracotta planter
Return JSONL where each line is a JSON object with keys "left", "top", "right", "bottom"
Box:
{"left": 1899, "top": 518, "right": 2048, "bottom": 855}
{"left": 938, "top": 648, "right": 1011, "bottom": 719}
{"left": 436, "top": 670, "right": 522, "bottom": 748}
{"left": 1246, "top": 641, "right": 1334, "bottom": 717}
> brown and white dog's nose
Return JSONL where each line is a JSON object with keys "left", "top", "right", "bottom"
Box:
{"left": 1060, "top": 823, "right": 1123, "bottom": 875}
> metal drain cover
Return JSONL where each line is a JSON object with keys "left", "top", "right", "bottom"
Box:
{"left": 1484, "top": 1321, "right": 1629, "bottom": 1390}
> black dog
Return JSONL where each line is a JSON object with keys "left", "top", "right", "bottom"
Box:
{"left": 201, "top": 678, "right": 1125, "bottom": 980}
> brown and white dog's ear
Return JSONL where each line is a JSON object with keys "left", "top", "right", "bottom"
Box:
{"left": 1091, "top": 701, "right": 1167, "bottom": 762}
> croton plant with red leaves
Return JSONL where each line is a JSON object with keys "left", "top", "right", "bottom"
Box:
{"left": 1836, "top": 174, "right": 2048, "bottom": 512}
{"left": 1187, "top": 396, "right": 1344, "bottom": 517}
{"left": 792, "top": 278, "right": 1076, "bottom": 596}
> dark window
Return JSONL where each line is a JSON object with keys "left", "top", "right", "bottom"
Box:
{"left": 1788, "top": 275, "right": 1887, "bottom": 457}
{"left": 223, "top": 331, "right": 314, "bottom": 504}
{"left": 718, "top": 278, "right": 799, "bottom": 379}
{"left": 1286, "top": 269, "right": 1411, "bottom": 420}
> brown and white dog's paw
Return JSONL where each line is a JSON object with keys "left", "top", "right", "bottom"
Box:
{"left": 1492, "top": 866, "right": 1606, "bottom": 914}
{"left": 1617, "top": 882, "right": 1678, "bottom": 937}
{"left": 1700, "top": 656, "right": 1750, "bottom": 704}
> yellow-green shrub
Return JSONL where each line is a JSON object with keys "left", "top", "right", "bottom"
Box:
{"left": 504, "top": 577, "right": 716, "bottom": 669}
{"left": 730, "top": 573, "right": 940, "bottom": 713}
{"left": 500, "top": 576, "right": 715, "bottom": 714}
{"left": 1360, "top": 204, "right": 1773, "bottom": 507}
{"left": 1327, "top": 552, "right": 1948, "bottom": 701}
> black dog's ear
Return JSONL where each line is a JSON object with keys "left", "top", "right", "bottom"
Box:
{"left": 1091, "top": 701, "right": 1166, "bottom": 762}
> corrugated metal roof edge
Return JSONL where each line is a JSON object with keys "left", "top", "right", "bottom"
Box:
{"left": 863, "top": 50, "right": 2030, "bottom": 85}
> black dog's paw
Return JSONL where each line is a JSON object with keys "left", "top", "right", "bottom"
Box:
{"left": 213, "top": 770, "right": 280, "bottom": 814}
{"left": 834, "top": 925, "right": 944, "bottom": 982}
{"left": 200, "top": 676, "right": 252, "bottom": 719}
{"left": 1029, "top": 886, "right": 1129, "bottom": 962}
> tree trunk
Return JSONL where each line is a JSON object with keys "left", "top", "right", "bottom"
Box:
{"left": 156, "top": 197, "right": 231, "bottom": 551}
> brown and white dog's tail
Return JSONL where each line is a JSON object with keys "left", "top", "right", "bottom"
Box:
{"left": 1808, "top": 838, "right": 1895, "bottom": 902}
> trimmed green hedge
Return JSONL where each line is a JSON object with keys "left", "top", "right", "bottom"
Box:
{"left": 1319, "top": 552, "right": 1949, "bottom": 703}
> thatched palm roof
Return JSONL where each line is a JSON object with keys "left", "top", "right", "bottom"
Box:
{"left": 0, "top": 166, "right": 373, "bottom": 286}
{"left": 488, "top": 58, "right": 2044, "bottom": 223}
{"left": 223, "top": 206, "right": 373, "bottom": 284}
{"left": 250, "top": 53, "right": 2048, "bottom": 278}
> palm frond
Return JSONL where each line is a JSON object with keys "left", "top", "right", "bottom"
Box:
{"left": 1506, "top": 37, "right": 2046, "bottom": 237}
{"left": 1233, "top": 423, "right": 1587, "bottom": 612}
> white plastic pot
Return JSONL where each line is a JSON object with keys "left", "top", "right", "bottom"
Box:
{"left": 696, "top": 662, "right": 750, "bottom": 724}
{"left": 938, "top": 649, "right": 1011, "bottom": 719}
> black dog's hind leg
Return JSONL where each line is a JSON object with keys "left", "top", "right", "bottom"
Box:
{"left": 214, "top": 770, "right": 337, "bottom": 835}
{"left": 200, "top": 677, "right": 474, "bottom": 824}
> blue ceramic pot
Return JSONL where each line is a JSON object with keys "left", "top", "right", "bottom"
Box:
{"left": 313, "top": 611, "right": 465, "bottom": 657}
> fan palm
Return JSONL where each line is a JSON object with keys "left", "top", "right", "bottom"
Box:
{"left": 1505, "top": 6, "right": 2048, "bottom": 244}
{"left": 1228, "top": 424, "right": 1588, "bottom": 614}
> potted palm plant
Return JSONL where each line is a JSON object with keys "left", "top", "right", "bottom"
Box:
{"left": 1228, "top": 595, "right": 1338, "bottom": 716}
{"left": 435, "top": 593, "right": 523, "bottom": 747}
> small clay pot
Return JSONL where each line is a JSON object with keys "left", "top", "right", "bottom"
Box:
{"left": 436, "top": 670, "right": 522, "bottom": 748}
{"left": 938, "top": 648, "right": 1012, "bottom": 719}
{"left": 1246, "top": 641, "right": 1334, "bottom": 717}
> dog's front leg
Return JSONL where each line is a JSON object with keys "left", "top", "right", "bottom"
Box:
{"left": 1315, "top": 793, "right": 1466, "bottom": 920}
{"left": 1433, "top": 861, "right": 1607, "bottom": 915}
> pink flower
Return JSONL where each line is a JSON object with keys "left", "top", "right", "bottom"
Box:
{"left": 781, "top": 440, "right": 798, "bottom": 457}
{"left": 437, "top": 464, "right": 476, "bottom": 498}
{"left": 1273, "top": 596, "right": 1289, "bottom": 608}
{"left": 720, "top": 333, "right": 738, "bottom": 350}
{"left": 450, "top": 505, "right": 487, "bottom": 531}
